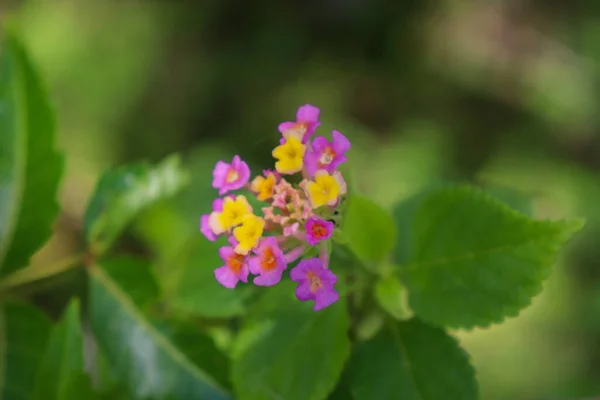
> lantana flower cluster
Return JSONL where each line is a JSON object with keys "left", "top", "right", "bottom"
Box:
{"left": 200, "top": 105, "right": 350, "bottom": 311}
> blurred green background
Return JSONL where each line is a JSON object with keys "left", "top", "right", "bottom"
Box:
{"left": 9, "top": 0, "right": 600, "bottom": 398}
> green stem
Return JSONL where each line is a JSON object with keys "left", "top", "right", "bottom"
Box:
{"left": 0, "top": 253, "right": 85, "bottom": 292}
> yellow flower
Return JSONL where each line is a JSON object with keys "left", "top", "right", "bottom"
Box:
{"left": 251, "top": 173, "right": 276, "bottom": 201}
{"left": 306, "top": 170, "right": 341, "bottom": 208}
{"left": 272, "top": 137, "right": 305, "bottom": 175}
{"left": 208, "top": 195, "right": 252, "bottom": 234}
{"left": 233, "top": 214, "right": 265, "bottom": 255}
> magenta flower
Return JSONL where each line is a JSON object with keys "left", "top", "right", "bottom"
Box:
{"left": 290, "top": 257, "right": 339, "bottom": 311}
{"left": 249, "top": 236, "right": 287, "bottom": 286}
{"left": 278, "top": 104, "right": 321, "bottom": 144}
{"left": 305, "top": 217, "right": 334, "bottom": 246}
{"left": 304, "top": 130, "right": 351, "bottom": 176}
{"left": 214, "top": 237, "right": 250, "bottom": 289}
{"left": 212, "top": 155, "right": 251, "bottom": 195}
{"left": 200, "top": 197, "right": 225, "bottom": 241}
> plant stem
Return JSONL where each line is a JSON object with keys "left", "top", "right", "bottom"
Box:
{"left": 0, "top": 252, "right": 86, "bottom": 292}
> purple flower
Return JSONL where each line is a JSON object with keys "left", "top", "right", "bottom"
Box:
{"left": 290, "top": 257, "right": 339, "bottom": 311}
{"left": 305, "top": 217, "right": 334, "bottom": 246}
{"left": 200, "top": 197, "right": 225, "bottom": 241}
{"left": 214, "top": 236, "right": 250, "bottom": 289}
{"left": 248, "top": 236, "right": 287, "bottom": 286}
{"left": 278, "top": 104, "right": 321, "bottom": 144}
{"left": 212, "top": 155, "right": 251, "bottom": 195}
{"left": 304, "top": 130, "right": 351, "bottom": 176}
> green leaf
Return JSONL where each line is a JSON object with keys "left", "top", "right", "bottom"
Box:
{"left": 0, "top": 28, "right": 64, "bottom": 275}
{"left": 374, "top": 275, "right": 412, "bottom": 321}
{"left": 162, "top": 322, "right": 232, "bottom": 390}
{"left": 0, "top": 301, "right": 52, "bottom": 399}
{"left": 232, "top": 284, "right": 350, "bottom": 400}
{"left": 482, "top": 184, "right": 532, "bottom": 216}
{"left": 393, "top": 184, "right": 584, "bottom": 328}
{"left": 392, "top": 182, "right": 454, "bottom": 266}
{"left": 158, "top": 236, "right": 250, "bottom": 318}
{"left": 349, "top": 318, "right": 478, "bottom": 400}
{"left": 341, "top": 194, "right": 397, "bottom": 266}
{"left": 100, "top": 256, "right": 159, "bottom": 309}
{"left": 354, "top": 309, "right": 385, "bottom": 342}
{"left": 84, "top": 154, "right": 189, "bottom": 255}
{"left": 327, "top": 365, "right": 353, "bottom": 400}
{"left": 88, "top": 262, "right": 230, "bottom": 400}
{"left": 33, "top": 299, "right": 87, "bottom": 400}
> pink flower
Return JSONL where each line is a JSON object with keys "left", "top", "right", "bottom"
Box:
{"left": 278, "top": 104, "right": 321, "bottom": 144}
{"left": 290, "top": 257, "right": 339, "bottom": 311}
{"left": 271, "top": 179, "right": 295, "bottom": 208}
{"left": 200, "top": 197, "right": 226, "bottom": 241}
{"left": 214, "top": 237, "right": 250, "bottom": 289}
{"left": 305, "top": 217, "right": 334, "bottom": 246}
{"left": 304, "top": 130, "right": 351, "bottom": 176}
{"left": 283, "top": 222, "right": 300, "bottom": 237}
{"left": 212, "top": 155, "right": 251, "bottom": 195}
{"left": 262, "top": 206, "right": 290, "bottom": 225}
{"left": 249, "top": 237, "right": 287, "bottom": 286}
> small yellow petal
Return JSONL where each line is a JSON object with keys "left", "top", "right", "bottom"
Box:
{"left": 220, "top": 195, "right": 253, "bottom": 229}
{"left": 272, "top": 137, "right": 305, "bottom": 175}
{"left": 233, "top": 214, "right": 265, "bottom": 255}
{"left": 306, "top": 171, "right": 341, "bottom": 208}
{"left": 251, "top": 176, "right": 265, "bottom": 192}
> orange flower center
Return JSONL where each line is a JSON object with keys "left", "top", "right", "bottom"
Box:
{"left": 307, "top": 271, "right": 323, "bottom": 293}
{"left": 311, "top": 224, "right": 328, "bottom": 239}
{"left": 262, "top": 248, "right": 277, "bottom": 271}
{"left": 293, "top": 122, "right": 308, "bottom": 134}
{"left": 226, "top": 168, "right": 239, "bottom": 183}
{"left": 227, "top": 254, "right": 245, "bottom": 274}
{"left": 319, "top": 147, "right": 336, "bottom": 166}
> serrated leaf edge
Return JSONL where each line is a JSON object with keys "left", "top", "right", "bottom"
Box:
{"left": 400, "top": 184, "right": 584, "bottom": 329}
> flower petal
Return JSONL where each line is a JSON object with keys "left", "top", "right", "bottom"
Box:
{"left": 321, "top": 268, "right": 338, "bottom": 285}
{"left": 228, "top": 235, "right": 239, "bottom": 247}
{"left": 290, "top": 261, "right": 309, "bottom": 281}
{"left": 237, "top": 159, "right": 251, "bottom": 186}
{"left": 212, "top": 197, "right": 225, "bottom": 212}
{"left": 253, "top": 270, "right": 283, "bottom": 287}
{"left": 329, "top": 155, "right": 347, "bottom": 171}
{"left": 311, "top": 136, "right": 329, "bottom": 153}
{"left": 295, "top": 282, "right": 314, "bottom": 301}
{"left": 278, "top": 121, "right": 295, "bottom": 133}
{"left": 200, "top": 215, "right": 216, "bottom": 241}
{"left": 238, "top": 263, "right": 250, "bottom": 283}
{"left": 212, "top": 161, "right": 230, "bottom": 190}
{"left": 248, "top": 255, "right": 262, "bottom": 275}
{"left": 290, "top": 257, "right": 322, "bottom": 282}
{"left": 218, "top": 245, "right": 235, "bottom": 262}
{"left": 314, "top": 288, "right": 339, "bottom": 311}
{"left": 208, "top": 211, "right": 225, "bottom": 235}
{"left": 333, "top": 171, "right": 347, "bottom": 195}
{"left": 214, "top": 265, "right": 239, "bottom": 289}
{"left": 303, "top": 150, "right": 320, "bottom": 177}
{"left": 331, "top": 130, "right": 351, "bottom": 154}
{"left": 296, "top": 104, "right": 320, "bottom": 122}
